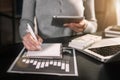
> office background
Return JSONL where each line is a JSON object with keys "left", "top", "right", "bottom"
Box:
{"left": 0, "top": 0, "right": 117, "bottom": 46}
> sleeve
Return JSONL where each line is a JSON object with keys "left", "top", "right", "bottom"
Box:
{"left": 19, "top": 0, "right": 36, "bottom": 38}
{"left": 83, "top": 0, "right": 98, "bottom": 33}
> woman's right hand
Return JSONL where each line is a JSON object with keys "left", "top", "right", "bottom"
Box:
{"left": 22, "top": 33, "right": 43, "bottom": 51}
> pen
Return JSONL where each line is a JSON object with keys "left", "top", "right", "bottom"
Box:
{"left": 27, "top": 23, "right": 37, "bottom": 41}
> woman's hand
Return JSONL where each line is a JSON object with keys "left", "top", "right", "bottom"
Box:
{"left": 22, "top": 33, "right": 43, "bottom": 51}
{"left": 64, "top": 19, "right": 86, "bottom": 32}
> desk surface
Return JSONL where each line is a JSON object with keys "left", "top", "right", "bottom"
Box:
{"left": 0, "top": 36, "right": 120, "bottom": 80}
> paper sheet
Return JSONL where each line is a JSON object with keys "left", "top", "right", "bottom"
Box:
{"left": 23, "top": 43, "right": 62, "bottom": 58}
{"left": 88, "top": 37, "right": 120, "bottom": 48}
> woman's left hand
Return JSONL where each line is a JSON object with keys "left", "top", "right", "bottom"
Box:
{"left": 64, "top": 19, "right": 86, "bottom": 32}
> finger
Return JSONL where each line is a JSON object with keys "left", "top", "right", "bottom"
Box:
{"left": 33, "top": 35, "right": 43, "bottom": 50}
{"left": 27, "top": 39, "right": 41, "bottom": 50}
{"left": 25, "top": 33, "right": 40, "bottom": 47}
{"left": 70, "top": 23, "right": 85, "bottom": 28}
{"left": 22, "top": 40, "right": 31, "bottom": 50}
{"left": 66, "top": 23, "right": 85, "bottom": 32}
{"left": 23, "top": 34, "right": 41, "bottom": 50}
{"left": 63, "top": 23, "right": 69, "bottom": 27}
{"left": 23, "top": 39, "right": 38, "bottom": 51}
{"left": 64, "top": 23, "right": 77, "bottom": 32}
{"left": 68, "top": 23, "right": 79, "bottom": 30}
{"left": 76, "top": 28, "right": 84, "bottom": 32}
{"left": 36, "top": 35, "right": 43, "bottom": 45}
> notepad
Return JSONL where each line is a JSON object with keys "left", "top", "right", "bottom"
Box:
{"left": 22, "top": 43, "right": 62, "bottom": 59}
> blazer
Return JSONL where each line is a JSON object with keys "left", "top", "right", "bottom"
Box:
{"left": 19, "top": 0, "right": 97, "bottom": 39}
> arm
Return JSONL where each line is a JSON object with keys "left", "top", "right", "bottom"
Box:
{"left": 64, "top": 0, "right": 97, "bottom": 34}
{"left": 19, "top": 0, "right": 43, "bottom": 51}
{"left": 84, "top": 0, "right": 98, "bottom": 33}
{"left": 19, "top": 0, "right": 36, "bottom": 38}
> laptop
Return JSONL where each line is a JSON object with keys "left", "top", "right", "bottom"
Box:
{"left": 79, "top": 38, "right": 120, "bottom": 63}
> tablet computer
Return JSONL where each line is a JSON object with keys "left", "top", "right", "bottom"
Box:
{"left": 51, "top": 16, "right": 84, "bottom": 26}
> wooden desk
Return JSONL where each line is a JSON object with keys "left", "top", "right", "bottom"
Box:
{"left": 0, "top": 36, "right": 120, "bottom": 80}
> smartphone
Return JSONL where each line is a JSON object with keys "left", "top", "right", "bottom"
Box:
{"left": 51, "top": 16, "right": 84, "bottom": 26}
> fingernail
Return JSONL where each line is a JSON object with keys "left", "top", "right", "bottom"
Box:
{"left": 37, "top": 46, "right": 41, "bottom": 49}
{"left": 63, "top": 24, "right": 67, "bottom": 26}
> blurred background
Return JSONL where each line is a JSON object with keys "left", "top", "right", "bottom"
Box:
{"left": 0, "top": 0, "right": 118, "bottom": 46}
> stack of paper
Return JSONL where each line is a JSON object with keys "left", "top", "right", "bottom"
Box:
{"left": 22, "top": 43, "right": 62, "bottom": 59}
{"left": 68, "top": 34, "right": 102, "bottom": 50}
{"left": 104, "top": 26, "right": 120, "bottom": 37}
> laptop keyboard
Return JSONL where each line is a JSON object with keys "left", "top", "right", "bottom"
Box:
{"left": 88, "top": 45, "right": 120, "bottom": 56}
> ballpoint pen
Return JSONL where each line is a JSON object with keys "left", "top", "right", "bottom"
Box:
{"left": 27, "top": 23, "right": 42, "bottom": 49}
{"left": 27, "top": 23, "right": 37, "bottom": 41}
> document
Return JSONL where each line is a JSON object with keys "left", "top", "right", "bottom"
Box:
{"left": 7, "top": 47, "right": 78, "bottom": 76}
{"left": 88, "top": 37, "right": 120, "bottom": 48}
{"left": 104, "top": 26, "right": 120, "bottom": 37}
{"left": 22, "top": 43, "right": 62, "bottom": 59}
